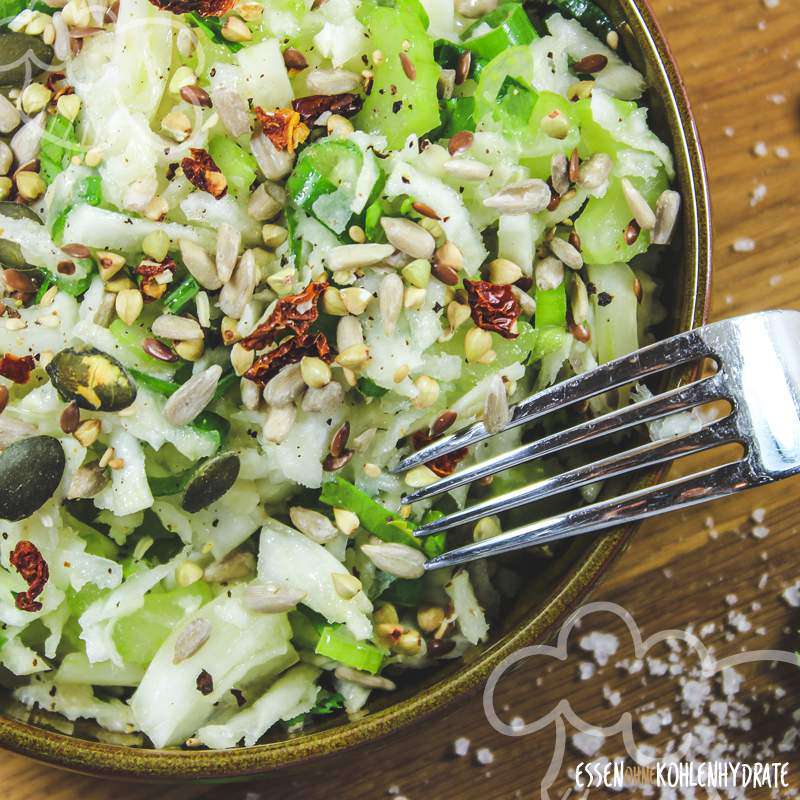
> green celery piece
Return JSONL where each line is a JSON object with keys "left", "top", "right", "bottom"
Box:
{"left": 574, "top": 96, "right": 636, "bottom": 160}
{"left": 548, "top": 0, "right": 615, "bottom": 41}
{"left": 163, "top": 275, "right": 200, "bottom": 314}
{"left": 495, "top": 75, "right": 537, "bottom": 124}
{"left": 439, "top": 96, "right": 476, "bottom": 139}
{"left": 433, "top": 39, "right": 484, "bottom": 80}
{"left": 113, "top": 582, "right": 214, "bottom": 667}
{"left": 363, "top": 199, "right": 387, "bottom": 242}
{"left": 284, "top": 688, "right": 344, "bottom": 728}
{"left": 354, "top": 0, "right": 441, "bottom": 150}
{"left": 62, "top": 510, "right": 119, "bottom": 560}
{"left": 315, "top": 625, "right": 383, "bottom": 674}
{"left": 39, "top": 114, "right": 80, "bottom": 184}
{"left": 534, "top": 283, "right": 567, "bottom": 329}
{"left": 289, "top": 608, "right": 326, "bottom": 650}
{"left": 519, "top": 92, "right": 581, "bottom": 179}
{"left": 77, "top": 175, "right": 102, "bottom": 206}
{"left": 110, "top": 318, "right": 176, "bottom": 372}
{"left": 319, "top": 476, "right": 421, "bottom": 549}
{"left": 33, "top": 273, "right": 54, "bottom": 304}
{"left": 129, "top": 368, "right": 177, "bottom": 397}
{"left": 421, "top": 509, "right": 446, "bottom": 558}
{"left": 461, "top": 2, "right": 537, "bottom": 62}
{"left": 0, "top": 0, "right": 26, "bottom": 19}
{"left": 575, "top": 171, "right": 668, "bottom": 265}
{"left": 208, "top": 136, "right": 257, "bottom": 197}
{"left": 531, "top": 326, "right": 570, "bottom": 361}
{"left": 357, "top": 376, "right": 388, "bottom": 398}
{"left": 474, "top": 45, "right": 535, "bottom": 123}
{"left": 192, "top": 410, "right": 229, "bottom": 449}
{"left": 381, "top": 578, "right": 424, "bottom": 607}
{"left": 61, "top": 582, "right": 105, "bottom": 653}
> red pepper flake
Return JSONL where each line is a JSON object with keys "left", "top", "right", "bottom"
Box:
{"left": 146, "top": 0, "right": 233, "bottom": 16}
{"left": 245, "top": 332, "right": 332, "bottom": 386}
{"left": 410, "top": 429, "right": 467, "bottom": 478}
{"left": 0, "top": 353, "right": 36, "bottom": 384}
{"left": 463, "top": 279, "right": 521, "bottom": 340}
{"left": 240, "top": 281, "right": 327, "bottom": 351}
{"left": 196, "top": 669, "right": 214, "bottom": 695}
{"left": 10, "top": 540, "right": 49, "bottom": 612}
{"left": 254, "top": 106, "right": 310, "bottom": 154}
{"left": 181, "top": 148, "right": 227, "bottom": 199}
{"left": 292, "top": 93, "right": 363, "bottom": 123}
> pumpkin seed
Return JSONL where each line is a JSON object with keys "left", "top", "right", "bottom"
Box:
{"left": 0, "top": 33, "right": 53, "bottom": 90}
{"left": 181, "top": 451, "right": 240, "bottom": 512}
{"left": 46, "top": 347, "right": 137, "bottom": 412}
{"left": 0, "top": 201, "right": 42, "bottom": 270}
{"left": 0, "top": 435, "right": 65, "bottom": 521}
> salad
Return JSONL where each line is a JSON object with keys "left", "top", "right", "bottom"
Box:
{"left": 0, "top": 0, "right": 680, "bottom": 749}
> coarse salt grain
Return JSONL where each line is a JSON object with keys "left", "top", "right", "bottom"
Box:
{"left": 727, "top": 609, "right": 751, "bottom": 633}
{"left": 602, "top": 685, "right": 621, "bottom": 707}
{"left": 510, "top": 716, "right": 525, "bottom": 732}
{"left": 725, "top": 593, "right": 738, "bottom": 606}
{"left": 753, "top": 141, "right": 768, "bottom": 157}
{"left": 749, "top": 183, "right": 767, "bottom": 206}
{"left": 775, "top": 146, "right": 790, "bottom": 159}
{"left": 453, "top": 736, "right": 470, "bottom": 756}
{"left": 723, "top": 126, "right": 735, "bottom": 138}
{"left": 640, "top": 712, "right": 663, "bottom": 735}
{"left": 647, "top": 657, "right": 668, "bottom": 676}
{"left": 757, "top": 19, "right": 767, "bottom": 30}
{"left": 732, "top": 238, "right": 756, "bottom": 252}
{"left": 781, "top": 581, "right": 800, "bottom": 608}
{"left": 475, "top": 747, "right": 494, "bottom": 765}
{"left": 579, "top": 631, "right": 619, "bottom": 666}
{"left": 699, "top": 622, "right": 715, "bottom": 637}
{"left": 758, "top": 573, "right": 769, "bottom": 590}
{"left": 571, "top": 729, "right": 604, "bottom": 757}
{"left": 767, "top": 93, "right": 786, "bottom": 104}
{"left": 752, "top": 524, "right": 769, "bottom": 539}
{"left": 578, "top": 661, "right": 596, "bottom": 681}
{"left": 751, "top": 507, "right": 766, "bottom": 523}
{"left": 762, "top": 0, "right": 779, "bottom": 6}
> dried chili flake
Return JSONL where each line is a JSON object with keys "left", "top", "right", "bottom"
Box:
{"left": 147, "top": 0, "right": 233, "bottom": 16}
{"left": 10, "top": 540, "right": 49, "bottom": 612}
{"left": 245, "top": 332, "right": 332, "bottom": 386}
{"left": 240, "top": 281, "right": 327, "bottom": 351}
{"left": 463, "top": 279, "right": 520, "bottom": 340}
{"left": 196, "top": 669, "right": 214, "bottom": 695}
{"left": 0, "top": 353, "right": 36, "bottom": 384}
{"left": 292, "top": 93, "right": 363, "bottom": 123}
{"left": 410, "top": 429, "right": 467, "bottom": 478}
{"left": 254, "top": 107, "right": 310, "bottom": 153}
{"left": 181, "top": 148, "right": 227, "bottom": 199}
{"left": 136, "top": 258, "right": 174, "bottom": 302}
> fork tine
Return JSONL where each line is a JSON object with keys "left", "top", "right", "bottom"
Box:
{"left": 424, "top": 460, "right": 751, "bottom": 570}
{"left": 414, "top": 416, "right": 739, "bottom": 536}
{"left": 392, "top": 326, "right": 713, "bottom": 474}
{"left": 403, "top": 372, "right": 724, "bottom": 504}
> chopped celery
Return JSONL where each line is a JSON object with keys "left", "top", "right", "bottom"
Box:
{"left": 39, "top": 113, "right": 81, "bottom": 184}
{"left": 421, "top": 508, "right": 446, "bottom": 559}
{"left": 434, "top": 39, "right": 482, "bottom": 80}
{"left": 191, "top": 410, "right": 229, "bottom": 449}
{"left": 355, "top": 0, "right": 441, "bottom": 149}
{"left": 462, "top": 2, "right": 538, "bottom": 62}
{"left": 315, "top": 625, "right": 384, "bottom": 674}
{"left": 76, "top": 175, "right": 102, "bottom": 206}
{"left": 129, "top": 368, "right": 178, "bottom": 397}
{"left": 109, "top": 318, "right": 175, "bottom": 372}
{"left": 33, "top": 273, "right": 54, "bottom": 304}
{"left": 474, "top": 45, "right": 535, "bottom": 123}
{"left": 208, "top": 136, "right": 258, "bottom": 198}
{"left": 289, "top": 608, "right": 326, "bottom": 650}
{"left": 519, "top": 92, "right": 581, "bottom": 178}
{"left": 495, "top": 75, "right": 537, "bottom": 128}
{"left": 163, "top": 275, "right": 200, "bottom": 314}
{"left": 319, "top": 476, "right": 420, "bottom": 549}
{"left": 439, "top": 96, "right": 476, "bottom": 138}
{"left": 381, "top": 578, "right": 424, "bottom": 607}
{"left": 112, "top": 582, "right": 214, "bottom": 667}
{"left": 363, "top": 200, "right": 386, "bottom": 242}
{"left": 534, "top": 282, "right": 567, "bottom": 329}
{"left": 586, "top": 262, "right": 639, "bottom": 363}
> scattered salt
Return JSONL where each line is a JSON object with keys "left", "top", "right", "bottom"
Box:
{"left": 387, "top": 786, "right": 401, "bottom": 796}
{"left": 750, "top": 183, "right": 767, "bottom": 206}
{"left": 721, "top": 667, "right": 744, "bottom": 697}
{"left": 727, "top": 610, "right": 751, "bottom": 633}
{"left": 475, "top": 747, "right": 494, "bottom": 765}
{"left": 453, "top": 737, "right": 470, "bottom": 757}
{"left": 578, "top": 661, "right": 596, "bottom": 681}
{"left": 603, "top": 685, "right": 621, "bottom": 707}
{"left": 775, "top": 146, "right": 790, "bottom": 159}
{"left": 762, "top": 0, "right": 779, "bottom": 7}
{"left": 579, "top": 632, "right": 619, "bottom": 666}
{"left": 751, "top": 507, "right": 766, "bottom": 524}
{"left": 781, "top": 581, "right": 800, "bottom": 608}
{"left": 752, "top": 141, "right": 768, "bottom": 157}
{"left": 571, "top": 729, "right": 605, "bottom": 757}
{"left": 682, "top": 680, "right": 711, "bottom": 713}
{"left": 752, "top": 524, "right": 769, "bottom": 539}
{"left": 510, "top": 716, "right": 524, "bottom": 732}
{"left": 647, "top": 657, "right": 668, "bottom": 676}
{"left": 757, "top": 19, "right": 767, "bottom": 30}
{"left": 725, "top": 593, "right": 738, "bottom": 606}
{"left": 767, "top": 93, "right": 787, "bottom": 104}
{"left": 640, "top": 712, "right": 663, "bottom": 736}
{"left": 733, "top": 238, "right": 756, "bottom": 253}
{"left": 723, "top": 126, "right": 735, "bottom": 138}
{"left": 758, "top": 573, "right": 769, "bottom": 590}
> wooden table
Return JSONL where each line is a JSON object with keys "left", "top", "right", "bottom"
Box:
{"left": 4, "top": 0, "right": 800, "bottom": 797}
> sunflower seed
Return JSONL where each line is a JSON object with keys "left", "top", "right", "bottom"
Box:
{"left": 219, "top": 249, "right": 257, "bottom": 320}
{"left": 251, "top": 130, "right": 295, "bottom": 181}
{"left": 327, "top": 243, "right": 394, "bottom": 272}
{"left": 334, "top": 665, "right": 396, "bottom": 690}
{"left": 512, "top": 285, "right": 536, "bottom": 316}
{"left": 379, "top": 272, "right": 404, "bottom": 335}
{"left": 179, "top": 239, "right": 222, "bottom": 290}
{"left": 173, "top": 618, "right": 211, "bottom": 664}
{"left": 443, "top": 158, "right": 491, "bottom": 181}
{"left": 248, "top": 182, "right": 283, "bottom": 222}
{"left": 65, "top": 460, "right": 108, "bottom": 499}
{"left": 302, "top": 380, "right": 344, "bottom": 412}
{"left": 152, "top": 314, "right": 204, "bottom": 341}
{"left": 243, "top": 582, "right": 306, "bottom": 613}
{"left": 380, "top": 217, "right": 435, "bottom": 260}
{"left": 336, "top": 315, "right": 364, "bottom": 351}
{"left": 210, "top": 87, "right": 250, "bottom": 138}
{"left": 535, "top": 256, "right": 564, "bottom": 291}
{"left": 263, "top": 362, "right": 305, "bottom": 406}
{"left": 361, "top": 542, "right": 427, "bottom": 579}
{"left": 551, "top": 153, "right": 570, "bottom": 196}
{"left": 215, "top": 222, "right": 241, "bottom": 283}
{"left": 569, "top": 274, "right": 590, "bottom": 325}
{"left": 484, "top": 374, "right": 509, "bottom": 434}
{"left": 652, "top": 190, "right": 681, "bottom": 245}
{"left": 577, "top": 153, "right": 613, "bottom": 191}
{"left": 621, "top": 178, "right": 656, "bottom": 230}
{"left": 10, "top": 111, "right": 44, "bottom": 165}
{"left": 240, "top": 377, "right": 261, "bottom": 410}
{"left": 549, "top": 237, "right": 583, "bottom": 270}
{"left": 306, "top": 68, "right": 361, "bottom": 95}
{"left": 484, "top": 179, "right": 550, "bottom": 213}
{"left": 0, "top": 95, "right": 20, "bottom": 134}
{"left": 203, "top": 550, "right": 256, "bottom": 583}
{"left": 262, "top": 403, "right": 296, "bottom": 443}
{"left": 0, "top": 416, "right": 35, "bottom": 448}
{"left": 163, "top": 365, "right": 222, "bottom": 426}
{"left": 290, "top": 506, "right": 338, "bottom": 544}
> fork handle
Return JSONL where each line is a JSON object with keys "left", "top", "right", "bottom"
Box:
{"left": 424, "top": 460, "right": 758, "bottom": 570}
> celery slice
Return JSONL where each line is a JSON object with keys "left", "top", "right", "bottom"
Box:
{"left": 315, "top": 625, "right": 384, "bottom": 674}
{"left": 208, "top": 136, "right": 258, "bottom": 198}
{"left": 534, "top": 283, "right": 567, "bottom": 329}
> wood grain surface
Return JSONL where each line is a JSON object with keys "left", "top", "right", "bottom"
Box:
{"left": 4, "top": 0, "right": 800, "bottom": 797}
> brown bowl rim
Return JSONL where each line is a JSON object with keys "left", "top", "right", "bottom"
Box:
{"left": 0, "top": 0, "right": 712, "bottom": 780}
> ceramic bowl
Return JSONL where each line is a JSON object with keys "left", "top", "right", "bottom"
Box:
{"left": 0, "top": 0, "right": 711, "bottom": 779}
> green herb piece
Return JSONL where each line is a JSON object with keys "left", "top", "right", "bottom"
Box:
{"left": 357, "top": 376, "right": 388, "bottom": 398}
{"left": 315, "top": 625, "right": 384, "bottom": 674}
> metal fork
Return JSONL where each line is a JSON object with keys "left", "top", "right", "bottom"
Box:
{"left": 393, "top": 310, "right": 800, "bottom": 570}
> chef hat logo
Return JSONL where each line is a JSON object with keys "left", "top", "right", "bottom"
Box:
{"left": 482, "top": 600, "right": 798, "bottom": 800}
